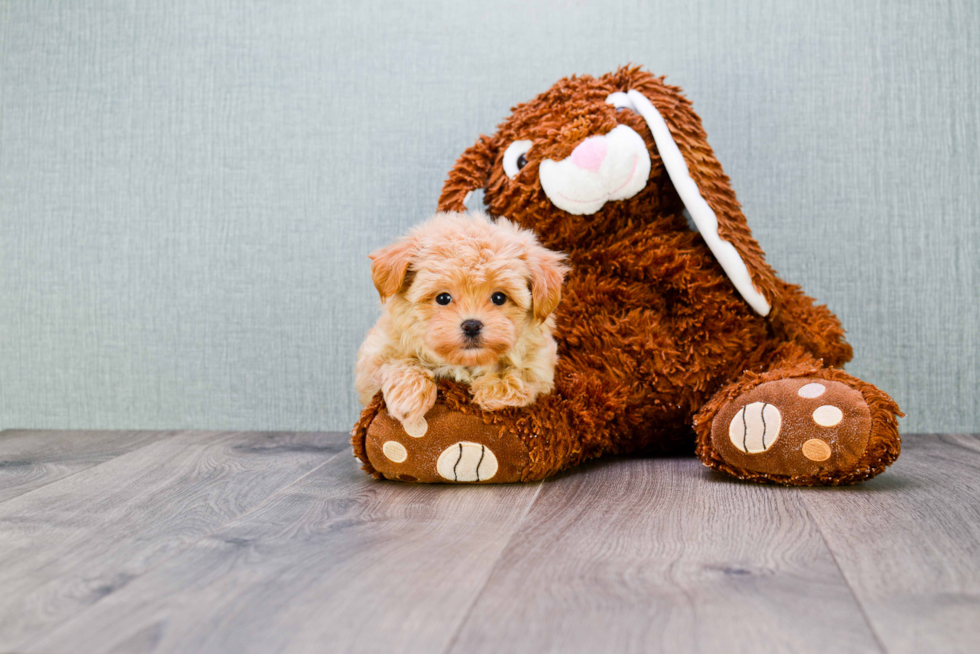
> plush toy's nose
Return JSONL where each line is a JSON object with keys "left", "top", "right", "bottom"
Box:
{"left": 569, "top": 136, "right": 608, "bottom": 173}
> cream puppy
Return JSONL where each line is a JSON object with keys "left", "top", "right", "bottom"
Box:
{"left": 356, "top": 211, "right": 569, "bottom": 435}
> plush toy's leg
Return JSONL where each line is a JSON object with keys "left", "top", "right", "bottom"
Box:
{"left": 351, "top": 391, "right": 531, "bottom": 484}
{"left": 351, "top": 368, "right": 628, "bottom": 483}
{"left": 694, "top": 345, "right": 903, "bottom": 485}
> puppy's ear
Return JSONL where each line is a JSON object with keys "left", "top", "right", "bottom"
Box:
{"left": 623, "top": 69, "right": 777, "bottom": 317}
{"left": 437, "top": 135, "right": 496, "bottom": 212}
{"left": 525, "top": 245, "right": 570, "bottom": 322}
{"left": 369, "top": 237, "right": 418, "bottom": 301}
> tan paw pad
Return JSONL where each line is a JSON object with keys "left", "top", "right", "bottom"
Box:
{"left": 802, "top": 439, "right": 832, "bottom": 461}
{"left": 797, "top": 382, "right": 826, "bottom": 398}
{"left": 436, "top": 442, "right": 498, "bottom": 482}
{"left": 728, "top": 402, "right": 782, "bottom": 454}
{"left": 812, "top": 405, "right": 844, "bottom": 427}
{"left": 382, "top": 441, "right": 408, "bottom": 463}
{"left": 403, "top": 418, "right": 428, "bottom": 438}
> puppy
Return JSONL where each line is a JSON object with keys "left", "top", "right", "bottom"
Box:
{"left": 356, "top": 211, "right": 569, "bottom": 435}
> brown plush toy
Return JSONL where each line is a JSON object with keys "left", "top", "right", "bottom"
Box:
{"left": 352, "top": 66, "right": 902, "bottom": 486}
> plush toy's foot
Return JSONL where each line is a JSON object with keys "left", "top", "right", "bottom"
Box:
{"left": 695, "top": 366, "right": 902, "bottom": 486}
{"left": 351, "top": 396, "right": 530, "bottom": 483}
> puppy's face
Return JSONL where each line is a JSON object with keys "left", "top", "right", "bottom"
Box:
{"left": 408, "top": 258, "right": 531, "bottom": 367}
{"left": 370, "top": 213, "right": 568, "bottom": 368}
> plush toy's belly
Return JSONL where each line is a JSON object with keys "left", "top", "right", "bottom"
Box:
{"left": 550, "top": 230, "right": 774, "bottom": 429}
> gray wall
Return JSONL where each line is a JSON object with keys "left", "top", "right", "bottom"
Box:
{"left": 0, "top": 0, "right": 976, "bottom": 433}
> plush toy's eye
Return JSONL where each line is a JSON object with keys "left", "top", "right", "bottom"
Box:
{"left": 436, "top": 293, "right": 452, "bottom": 306}
{"left": 605, "top": 91, "right": 636, "bottom": 113}
{"left": 502, "top": 140, "right": 533, "bottom": 179}
{"left": 490, "top": 292, "right": 507, "bottom": 306}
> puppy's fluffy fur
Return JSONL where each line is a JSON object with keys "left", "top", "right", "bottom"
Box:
{"left": 356, "top": 211, "right": 569, "bottom": 430}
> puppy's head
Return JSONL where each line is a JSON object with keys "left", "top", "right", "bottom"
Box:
{"left": 369, "top": 211, "right": 568, "bottom": 367}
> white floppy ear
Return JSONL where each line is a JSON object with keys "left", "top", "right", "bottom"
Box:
{"left": 625, "top": 90, "right": 772, "bottom": 317}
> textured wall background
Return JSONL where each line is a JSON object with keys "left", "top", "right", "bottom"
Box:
{"left": 0, "top": 0, "right": 976, "bottom": 433}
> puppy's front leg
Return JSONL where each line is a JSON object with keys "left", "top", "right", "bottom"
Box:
{"left": 380, "top": 362, "right": 438, "bottom": 432}
{"left": 471, "top": 367, "right": 535, "bottom": 411}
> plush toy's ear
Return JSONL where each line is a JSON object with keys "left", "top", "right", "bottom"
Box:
{"left": 437, "top": 135, "right": 496, "bottom": 212}
{"left": 623, "top": 77, "right": 777, "bottom": 316}
{"left": 369, "top": 236, "right": 418, "bottom": 301}
{"left": 525, "top": 244, "right": 570, "bottom": 322}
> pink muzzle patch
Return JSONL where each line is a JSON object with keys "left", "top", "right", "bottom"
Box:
{"left": 569, "top": 137, "right": 608, "bottom": 173}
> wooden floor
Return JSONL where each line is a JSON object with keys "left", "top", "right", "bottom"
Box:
{"left": 0, "top": 431, "right": 977, "bottom": 654}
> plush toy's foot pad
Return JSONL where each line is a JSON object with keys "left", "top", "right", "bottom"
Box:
{"left": 362, "top": 403, "right": 529, "bottom": 483}
{"left": 709, "top": 377, "right": 874, "bottom": 480}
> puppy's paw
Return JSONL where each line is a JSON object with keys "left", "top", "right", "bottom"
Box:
{"left": 471, "top": 375, "right": 535, "bottom": 411}
{"left": 381, "top": 366, "right": 437, "bottom": 430}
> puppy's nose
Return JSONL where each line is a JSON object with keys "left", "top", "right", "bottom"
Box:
{"left": 461, "top": 319, "right": 483, "bottom": 338}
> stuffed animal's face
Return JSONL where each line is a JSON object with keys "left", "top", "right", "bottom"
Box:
{"left": 462, "top": 68, "right": 697, "bottom": 245}
{"left": 489, "top": 71, "right": 667, "bottom": 224}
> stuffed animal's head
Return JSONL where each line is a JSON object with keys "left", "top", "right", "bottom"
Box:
{"left": 437, "top": 66, "right": 774, "bottom": 316}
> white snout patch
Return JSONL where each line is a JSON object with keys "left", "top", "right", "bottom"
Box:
{"left": 538, "top": 125, "right": 651, "bottom": 216}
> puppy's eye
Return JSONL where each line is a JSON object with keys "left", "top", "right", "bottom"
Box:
{"left": 503, "top": 140, "right": 533, "bottom": 179}
{"left": 435, "top": 293, "right": 452, "bottom": 306}
{"left": 490, "top": 292, "right": 507, "bottom": 306}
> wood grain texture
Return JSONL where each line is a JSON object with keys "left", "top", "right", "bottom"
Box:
{"left": 445, "top": 456, "right": 883, "bottom": 654}
{"left": 0, "top": 430, "right": 162, "bottom": 503}
{"left": 2, "top": 431, "right": 978, "bottom": 654}
{"left": 0, "top": 430, "right": 343, "bottom": 651}
{"left": 26, "top": 447, "right": 542, "bottom": 654}
{"left": 802, "top": 434, "right": 980, "bottom": 654}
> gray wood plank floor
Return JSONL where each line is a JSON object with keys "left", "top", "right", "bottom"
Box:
{"left": 0, "top": 430, "right": 161, "bottom": 504}
{"left": 0, "top": 430, "right": 976, "bottom": 654}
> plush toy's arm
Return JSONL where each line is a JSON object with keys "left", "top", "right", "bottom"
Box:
{"left": 766, "top": 279, "right": 853, "bottom": 367}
